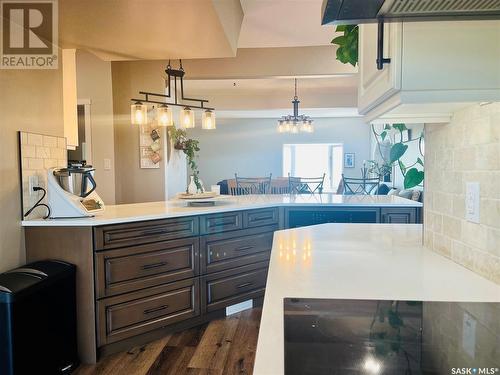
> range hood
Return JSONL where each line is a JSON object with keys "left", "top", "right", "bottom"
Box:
{"left": 321, "top": 0, "right": 500, "bottom": 25}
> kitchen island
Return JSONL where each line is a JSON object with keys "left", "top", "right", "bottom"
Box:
{"left": 21, "top": 194, "right": 422, "bottom": 364}
{"left": 253, "top": 223, "right": 500, "bottom": 375}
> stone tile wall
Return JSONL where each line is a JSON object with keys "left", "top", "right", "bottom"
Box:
{"left": 424, "top": 102, "right": 500, "bottom": 284}
{"left": 19, "top": 131, "right": 67, "bottom": 219}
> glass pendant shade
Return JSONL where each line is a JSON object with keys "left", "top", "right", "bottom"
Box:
{"left": 180, "top": 107, "right": 195, "bottom": 128}
{"left": 291, "top": 124, "right": 299, "bottom": 134}
{"left": 131, "top": 102, "right": 147, "bottom": 125}
{"left": 202, "top": 110, "right": 216, "bottom": 130}
{"left": 157, "top": 104, "right": 173, "bottom": 127}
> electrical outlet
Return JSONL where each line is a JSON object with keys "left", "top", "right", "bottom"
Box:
{"left": 465, "top": 182, "right": 480, "bottom": 223}
{"left": 462, "top": 312, "right": 476, "bottom": 359}
{"left": 28, "top": 175, "right": 39, "bottom": 195}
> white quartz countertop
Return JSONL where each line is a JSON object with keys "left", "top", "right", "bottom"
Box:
{"left": 253, "top": 223, "right": 500, "bottom": 375}
{"left": 21, "top": 194, "right": 421, "bottom": 227}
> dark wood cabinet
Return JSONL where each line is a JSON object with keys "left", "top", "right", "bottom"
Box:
{"left": 200, "top": 226, "right": 276, "bottom": 274}
{"left": 381, "top": 208, "right": 418, "bottom": 224}
{"left": 95, "top": 237, "right": 199, "bottom": 298}
{"left": 201, "top": 261, "right": 269, "bottom": 313}
{"left": 286, "top": 207, "right": 380, "bottom": 228}
{"left": 94, "top": 217, "right": 199, "bottom": 250}
{"left": 243, "top": 208, "right": 279, "bottom": 228}
{"left": 97, "top": 278, "right": 200, "bottom": 346}
{"left": 200, "top": 211, "right": 243, "bottom": 234}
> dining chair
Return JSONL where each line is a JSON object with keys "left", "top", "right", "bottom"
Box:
{"left": 234, "top": 173, "right": 272, "bottom": 195}
{"left": 288, "top": 173, "right": 326, "bottom": 194}
{"left": 341, "top": 174, "right": 380, "bottom": 195}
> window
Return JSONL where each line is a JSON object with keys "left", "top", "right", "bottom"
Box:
{"left": 283, "top": 144, "right": 343, "bottom": 192}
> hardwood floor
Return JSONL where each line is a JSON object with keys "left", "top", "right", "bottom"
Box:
{"left": 74, "top": 308, "right": 262, "bottom": 375}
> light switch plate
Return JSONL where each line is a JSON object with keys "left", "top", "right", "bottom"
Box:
{"left": 462, "top": 311, "right": 476, "bottom": 358}
{"left": 104, "top": 158, "right": 112, "bottom": 170}
{"left": 465, "top": 182, "right": 480, "bottom": 223}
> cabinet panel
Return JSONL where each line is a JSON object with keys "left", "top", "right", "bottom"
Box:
{"left": 95, "top": 237, "right": 199, "bottom": 298}
{"left": 94, "top": 217, "right": 199, "bottom": 250}
{"left": 97, "top": 278, "right": 199, "bottom": 346}
{"left": 201, "top": 262, "right": 269, "bottom": 313}
{"left": 286, "top": 208, "right": 380, "bottom": 228}
{"left": 201, "top": 226, "right": 276, "bottom": 274}
{"left": 381, "top": 208, "right": 417, "bottom": 224}
{"left": 243, "top": 208, "right": 279, "bottom": 228}
{"left": 358, "top": 22, "right": 402, "bottom": 114}
{"left": 200, "top": 212, "right": 243, "bottom": 234}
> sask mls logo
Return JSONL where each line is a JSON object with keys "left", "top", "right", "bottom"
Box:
{"left": 1, "top": 0, "right": 58, "bottom": 69}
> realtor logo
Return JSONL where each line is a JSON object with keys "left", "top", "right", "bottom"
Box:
{"left": 1, "top": 0, "right": 58, "bottom": 69}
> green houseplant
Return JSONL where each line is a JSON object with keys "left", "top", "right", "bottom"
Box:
{"left": 369, "top": 124, "right": 424, "bottom": 189}
{"left": 331, "top": 25, "right": 359, "bottom": 67}
{"left": 167, "top": 126, "right": 203, "bottom": 193}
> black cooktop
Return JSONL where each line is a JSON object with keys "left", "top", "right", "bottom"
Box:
{"left": 284, "top": 298, "right": 500, "bottom": 375}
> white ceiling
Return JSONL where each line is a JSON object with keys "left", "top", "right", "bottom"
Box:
{"left": 217, "top": 107, "right": 361, "bottom": 118}
{"left": 238, "top": 0, "right": 335, "bottom": 48}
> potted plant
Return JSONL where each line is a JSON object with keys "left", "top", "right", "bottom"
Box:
{"left": 167, "top": 126, "right": 204, "bottom": 193}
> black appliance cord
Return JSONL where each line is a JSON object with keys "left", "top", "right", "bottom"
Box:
{"left": 24, "top": 187, "right": 51, "bottom": 219}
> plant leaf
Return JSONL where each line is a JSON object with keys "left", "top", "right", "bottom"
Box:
{"left": 417, "top": 157, "right": 424, "bottom": 166}
{"left": 404, "top": 168, "right": 424, "bottom": 189}
{"left": 331, "top": 35, "right": 346, "bottom": 45}
{"left": 392, "top": 123, "right": 407, "bottom": 132}
{"left": 390, "top": 143, "right": 408, "bottom": 163}
{"left": 335, "top": 25, "right": 347, "bottom": 32}
{"left": 380, "top": 131, "right": 387, "bottom": 141}
{"left": 398, "top": 160, "right": 406, "bottom": 174}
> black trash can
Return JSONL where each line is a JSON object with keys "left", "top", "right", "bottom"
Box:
{"left": 0, "top": 260, "right": 78, "bottom": 375}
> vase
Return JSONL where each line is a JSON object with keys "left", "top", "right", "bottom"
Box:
{"left": 187, "top": 175, "right": 198, "bottom": 194}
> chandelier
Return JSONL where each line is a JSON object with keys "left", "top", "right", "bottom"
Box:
{"left": 130, "top": 60, "right": 216, "bottom": 130}
{"left": 277, "top": 79, "right": 314, "bottom": 133}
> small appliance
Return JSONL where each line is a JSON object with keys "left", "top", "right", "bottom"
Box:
{"left": 47, "top": 162, "right": 105, "bottom": 218}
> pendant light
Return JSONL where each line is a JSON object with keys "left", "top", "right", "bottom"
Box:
{"left": 202, "top": 109, "right": 216, "bottom": 130}
{"left": 180, "top": 106, "right": 195, "bottom": 128}
{"left": 156, "top": 104, "right": 173, "bottom": 127}
{"left": 277, "top": 79, "right": 314, "bottom": 134}
{"left": 130, "top": 60, "right": 215, "bottom": 130}
{"left": 131, "top": 101, "right": 147, "bottom": 125}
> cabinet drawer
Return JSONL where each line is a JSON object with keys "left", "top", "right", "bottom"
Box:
{"left": 201, "top": 262, "right": 269, "bottom": 313}
{"left": 201, "top": 226, "right": 276, "bottom": 274}
{"left": 381, "top": 208, "right": 417, "bottom": 224}
{"left": 243, "top": 208, "right": 279, "bottom": 228}
{"left": 200, "top": 212, "right": 242, "bottom": 234}
{"left": 94, "top": 217, "right": 199, "bottom": 250}
{"left": 95, "top": 238, "right": 199, "bottom": 298}
{"left": 97, "top": 278, "right": 200, "bottom": 346}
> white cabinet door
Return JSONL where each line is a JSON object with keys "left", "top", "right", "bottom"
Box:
{"left": 358, "top": 22, "right": 402, "bottom": 115}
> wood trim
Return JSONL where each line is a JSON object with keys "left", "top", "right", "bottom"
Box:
{"left": 25, "top": 226, "right": 97, "bottom": 364}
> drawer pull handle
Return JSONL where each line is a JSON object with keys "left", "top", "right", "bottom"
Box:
{"left": 251, "top": 215, "right": 273, "bottom": 221}
{"left": 142, "top": 261, "right": 168, "bottom": 270}
{"left": 141, "top": 228, "right": 169, "bottom": 236}
{"left": 143, "top": 305, "right": 168, "bottom": 315}
{"left": 236, "top": 282, "right": 253, "bottom": 289}
{"left": 235, "top": 245, "right": 254, "bottom": 252}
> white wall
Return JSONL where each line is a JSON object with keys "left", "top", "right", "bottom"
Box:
{"left": 76, "top": 50, "right": 116, "bottom": 204}
{"left": 186, "top": 117, "right": 371, "bottom": 189}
